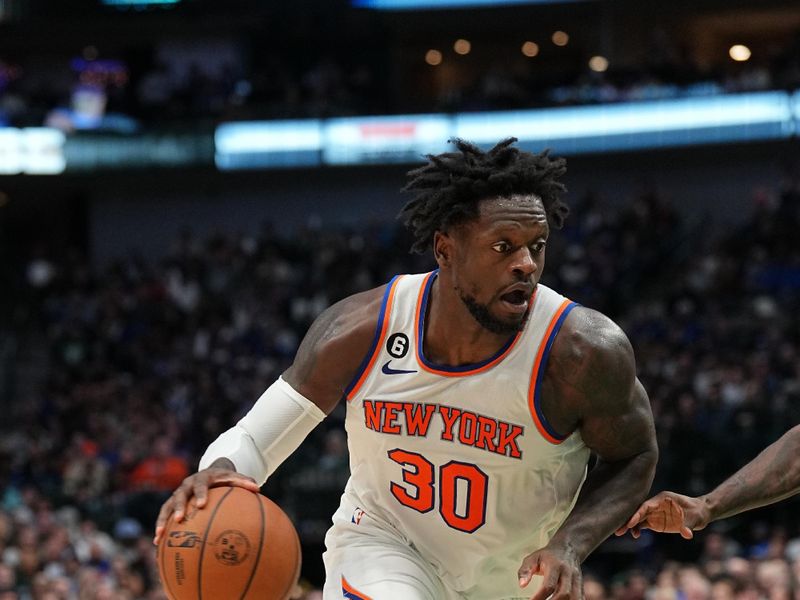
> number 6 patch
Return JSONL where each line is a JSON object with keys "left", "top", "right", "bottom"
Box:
{"left": 386, "top": 333, "right": 410, "bottom": 358}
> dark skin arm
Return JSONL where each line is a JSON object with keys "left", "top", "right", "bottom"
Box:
{"left": 518, "top": 307, "right": 658, "bottom": 600}
{"left": 617, "top": 424, "right": 800, "bottom": 539}
{"left": 153, "top": 286, "right": 384, "bottom": 545}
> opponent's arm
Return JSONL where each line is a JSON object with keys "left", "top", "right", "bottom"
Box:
{"left": 618, "top": 424, "right": 800, "bottom": 538}
{"left": 154, "top": 286, "right": 384, "bottom": 544}
{"left": 519, "top": 308, "right": 658, "bottom": 599}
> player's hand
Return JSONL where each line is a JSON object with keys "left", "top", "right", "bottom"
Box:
{"left": 153, "top": 467, "right": 260, "bottom": 545}
{"left": 518, "top": 543, "right": 583, "bottom": 600}
{"left": 614, "top": 491, "right": 708, "bottom": 540}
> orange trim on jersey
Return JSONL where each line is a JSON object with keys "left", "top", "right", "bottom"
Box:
{"left": 527, "top": 299, "right": 575, "bottom": 444}
{"left": 413, "top": 271, "right": 532, "bottom": 377}
{"left": 342, "top": 576, "right": 373, "bottom": 600}
{"left": 344, "top": 276, "right": 403, "bottom": 402}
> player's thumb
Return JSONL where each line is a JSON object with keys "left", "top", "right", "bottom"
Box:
{"left": 518, "top": 554, "right": 541, "bottom": 588}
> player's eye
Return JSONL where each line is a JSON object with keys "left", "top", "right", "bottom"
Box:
{"left": 530, "top": 241, "right": 546, "bottom": 254}
{"left": 492, "top": 242, "right": 512, "bottom": 253}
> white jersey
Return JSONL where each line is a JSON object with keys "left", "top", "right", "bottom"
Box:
{"left": 332, "top": 271, "right": 590, "bottom": 598}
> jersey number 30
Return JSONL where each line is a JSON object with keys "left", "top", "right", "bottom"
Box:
{"left": 387, "top": 449, "right": 488, "bottom": 533}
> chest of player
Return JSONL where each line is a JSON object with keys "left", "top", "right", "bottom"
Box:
{"left": 347, "top": 367, "right": 567, "bottom": 469}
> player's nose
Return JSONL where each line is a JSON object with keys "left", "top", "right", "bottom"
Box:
{"left": 510, "top": 247, "right": 537, "bottom": 277}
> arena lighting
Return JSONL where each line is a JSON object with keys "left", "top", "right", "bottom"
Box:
{"left": 456, "top": 91, "right": 792, "bottom": 150}
{"left": 552, "top": 31, "right": 569, "bottom": 46}
{"left": 0, "top": 127, "right": 65, "bottom": 175}
{"left": 353, "top": 0, "right": 591, "bottom": 8}
{"left": 454, "top": 39, "right": 472, "bottom": 55}
{"left": 212, "top": 90, "right": 796, "bottom": 169}
{"left": 588, "top": 55, "right": 609, "bottom": 72}
{"left": 729, "top": 44, "right": 752, "bottom": 62}
{"left": 322, "top": 114, "right": 451, "bottom": 165}
{"left": 521, "top": 41, "right": 540, "bottom": 57}
{"left": 792, "top": 90, "right": 800, "bottom": 121}
{"left": 425, "top": 49, "right": 443, "bottom": 65}
{"left": 214, "top": 120, "right": 322, "bottom": 169}
{"left": 101, "top": 0, "right": 180, "bottom": 5}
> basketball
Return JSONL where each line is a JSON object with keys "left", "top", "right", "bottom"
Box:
{"left": 157, "top": 486, "right": 301, "bottom": 600}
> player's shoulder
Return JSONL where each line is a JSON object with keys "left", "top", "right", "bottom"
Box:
{"left": 326, "top": 283, "right": 390, "bottom": 340}
{"left": 557, "top": 306, "right": 633, "bottom": 358}
{"left": 548, "top": 306, "right": 636, "bottom": 412}
{"left": 302, "top": 280, "right": 392, "bottom": 360}
{"left": 282, "top": 280, "right": 395, "bottom": 411}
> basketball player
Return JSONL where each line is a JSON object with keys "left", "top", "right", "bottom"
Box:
{"left": 616, "top": 424, "right": 800, "bottom": 540}
{"left": 154, "top": 138, "right": 658, "bottom": 599}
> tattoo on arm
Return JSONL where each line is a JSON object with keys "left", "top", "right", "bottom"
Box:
{"left": 284, "top": 301, "right": 349, "bottom": 388}
{"left": 545, "top": 309, "right": 658, "bottom": 561}
{"left": 282, "top": 287, "right": 383, "bottom": 412}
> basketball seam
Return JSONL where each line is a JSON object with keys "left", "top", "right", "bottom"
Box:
{"left": 239, "top": 491, "right": 265, "bottom": 600}
{"left": 197, "top": 487, "right": 235, "bottom": 600}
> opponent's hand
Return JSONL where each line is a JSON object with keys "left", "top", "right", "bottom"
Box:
{"left": 614, "top": 491, "right": 708, "bottom": 539}
{"left": 518, "top": 544, "right": 583, "bottom": 600}
{"left": 153, "top": 468, "right": 261, "bottom": 545}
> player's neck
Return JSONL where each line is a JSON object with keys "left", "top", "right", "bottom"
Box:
{"left": 423, "top": 276, "right": 512, "bottom": 367}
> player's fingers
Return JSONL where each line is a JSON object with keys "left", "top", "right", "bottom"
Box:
{"left": 193, "top": 479, "right": 210, "bottom": 509}
{"left": 550, "top": 569, "right": 576, "bottom": 600}
{"left": 153, "top": 497, "right": 174, "bottom": 545}
{"left": 529, "top": 564, "right": 560, "bottom": 600}
{"left": 623, "top": 508, "right": 645, "bottom": 530}
{"left": 517, "top": 554, "right": 540, "bottom": 588}
{"left": 217, "top": 473, "right": 261, "bottom": 492}
{"left": 615, "top": 520, "right": 633, "bottom": 536}
{"left": 631, "top": 525, "right": 641, "bottom": 539}
{"left": 172, "top": 487, "right": 189, "bottom": 522}
{"left": 680, "top": 525, "right": 694, "bottom": 540}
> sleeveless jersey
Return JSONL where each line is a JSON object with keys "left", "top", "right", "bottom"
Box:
{"left": 336, "top": 271, "right": 590, "bottom": 598}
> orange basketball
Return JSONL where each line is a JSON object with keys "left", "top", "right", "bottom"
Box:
{"left": 157, "top": 486, "right": 301, "bottom": 600}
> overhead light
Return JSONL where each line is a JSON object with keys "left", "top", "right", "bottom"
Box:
{"left": 425, "top": 49, "right": 443, "bottom": 66}
{"left": 552, "top": 31, "right": 569, "bottom": 47}
{"left": 454, "top": 39, "right": 471, "bottom": 55}
{"left": 522, "top": 41, "right": 539, "bottom": 57}
{"left": 729, "top": 44, "right": 751, "bottom": 62}
{"left": 589, "top": 55, "right": 609, "bottom": 72}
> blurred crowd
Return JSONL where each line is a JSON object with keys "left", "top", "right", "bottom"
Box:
{"left": 1, "top": 22, "right": 799, "bottom": 131}
{"left": 2, "top": 169, "right": 800, "bottom": 598}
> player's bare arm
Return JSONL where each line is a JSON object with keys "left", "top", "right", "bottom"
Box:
{"left": 281, "top": 285, "right": 386, "bottom": 412}
{"left": 518, "top": 306, "right": 658, "bottom": 599}
{"left": 154, "top": 286, "right": 385, "bottom": 544}
{"left": 618, "top": 424, "right": 800, "bottom": 539}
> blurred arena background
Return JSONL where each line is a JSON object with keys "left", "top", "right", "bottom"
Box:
{"left": 1, "top": 0, "right": 800, "bottom": 597}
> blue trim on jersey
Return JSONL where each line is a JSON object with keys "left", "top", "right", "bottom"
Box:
{"left": 416, "top": 270, "right": 517, "bottom": 373}
{"left": 342, "top": 275, "right": 401, "bottom": 398}
{"left": 342, "top": 588, "right": 368, "bottom": 600}
{"left": 533, "top": 301, "right": 578, "bottom": 442}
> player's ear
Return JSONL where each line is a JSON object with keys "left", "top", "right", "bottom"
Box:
{"left": 433, "top": 230, "right": 453, "bottom": 268}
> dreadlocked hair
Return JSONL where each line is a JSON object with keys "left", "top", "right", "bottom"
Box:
{"left": 399, "top": 137, "right": 569, "bottom": 254}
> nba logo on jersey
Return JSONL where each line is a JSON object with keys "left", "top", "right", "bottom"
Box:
{"left": 351, "top": 507, "right": 366, "bottom": 525}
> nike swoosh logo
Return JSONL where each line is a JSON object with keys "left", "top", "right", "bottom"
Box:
{"left": 381, "top": 360, "right": 417, "bottom": 375}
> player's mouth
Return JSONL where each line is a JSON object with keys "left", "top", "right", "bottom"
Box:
{"left": 499, "top": 284, "right": 533, "bottom": 315}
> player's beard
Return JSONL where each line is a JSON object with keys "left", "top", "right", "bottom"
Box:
{"left": 459, "top": 292, "right": 530, "bottom": 335}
